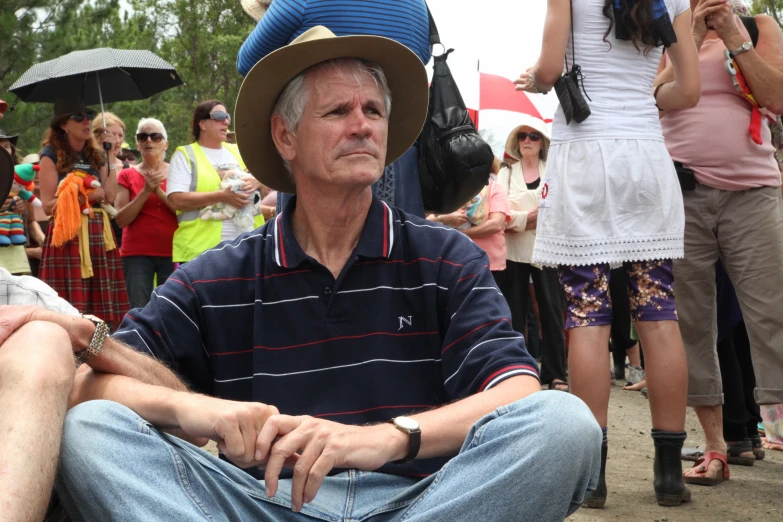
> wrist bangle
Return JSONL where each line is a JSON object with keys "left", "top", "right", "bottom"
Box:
{"left": 530, "top": 70, "right": 551, "bottom": 95}
{"left": 653, "top": 83, "right": 666, "bottom": 111}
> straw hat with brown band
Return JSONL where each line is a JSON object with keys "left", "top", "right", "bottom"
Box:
{"left": 241, "top": 0, "right": 272, "bottom": 21}
{"left": 235, "top": 25, "right": 429, "bottom": 194}
{"left": 504, "top": 114, "right": 551, "bottom": 161}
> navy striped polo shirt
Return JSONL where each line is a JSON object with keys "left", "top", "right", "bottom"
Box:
{"left": 114, "top": 195, "right": 538, "bottom": 479}
{"left": 236, "top": 0, "right": 431, "bottom": 76}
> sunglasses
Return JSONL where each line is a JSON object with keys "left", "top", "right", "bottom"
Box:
{"left": 136, "top": 132, "right": 165, "bottom": 143}
{"left": 517, "top": 132, "right": 543, "bottom": 142}
{"left": 70, "top": 111, "right": 97, "bottom": 123}
{"left": 207, "top": 110, "right": 231, "bottom": 124}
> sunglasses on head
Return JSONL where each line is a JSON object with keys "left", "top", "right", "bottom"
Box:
{"left": 207, "top": 110, "right": 231, "bottom": 124}
{"left": 70, "top": 111, "right": 97, "bottom": 123}
{"left": 136, "top": 132, "right": 165, "bottom": 143}
{"left": 518, "top": 132, "right": 542, "bottom": 142}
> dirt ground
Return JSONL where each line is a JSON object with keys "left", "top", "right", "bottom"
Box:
{"left": 204, "top": 382, "right": 783, "bottom": 522}
{"left": 567, "top": 382, "right": 783, "bottom": 522}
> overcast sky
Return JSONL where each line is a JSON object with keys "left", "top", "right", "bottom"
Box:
{"left": 115, "top": 0, "right": 550, "bottom": 153}
{"left": 427, "top": 0, "right": 547, "bottom": 79}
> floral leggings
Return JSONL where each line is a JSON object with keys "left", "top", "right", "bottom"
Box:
{"left": 558, "top": 259, "right": 678, "bottom": 330}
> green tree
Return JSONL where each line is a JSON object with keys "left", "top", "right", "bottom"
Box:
{"left": 117, "top": 0, "right": 255, "bottom": 149}
{"left": 751, "top": 0, "right": 783, "bottom": 27}
{"left": 1, "top": 0, "right": 256, "bottom": 156}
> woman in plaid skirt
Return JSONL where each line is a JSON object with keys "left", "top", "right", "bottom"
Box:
{"left": 38, "top": 95, "right": 129, "bottom": 329}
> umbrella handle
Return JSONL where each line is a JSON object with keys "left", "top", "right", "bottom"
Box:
{"left": 95, "top": 72, "right": 114, "bottom": 164}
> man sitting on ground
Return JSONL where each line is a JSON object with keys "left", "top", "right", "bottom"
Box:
{"left": 3, "top": 28, "right": 600, "bottom": 521}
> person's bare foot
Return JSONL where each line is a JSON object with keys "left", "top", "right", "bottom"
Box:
{"left": 623, "top": 378, "right": 646, "bottom": 391}
{"left": 762, "top": 438, "right": 783, "bottom": 451}
{"left": 683, "top": 448, "right": 727, "bottom": 481}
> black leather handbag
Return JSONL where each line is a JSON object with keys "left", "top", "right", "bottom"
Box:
{"left": 554, "top": 0, "right": 591, "bottom": 124}
{"left": 418, "top": 4, "right": 495, "bottom": 214}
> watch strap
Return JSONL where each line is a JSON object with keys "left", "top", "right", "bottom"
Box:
{"left": 388, "top": 418, "right": 421, "bottom": 464}
{"left": 730, "top": 41, "right": 753, "bottom": 59}
{"left": 75, "top": 314, "right": 109, "bottom": 366}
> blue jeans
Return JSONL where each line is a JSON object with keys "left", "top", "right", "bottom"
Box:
{"left": 55, "top": 392, "right": 600, "bottom": 521}
{"left": 122, "top": 256, "right": 174, "bottom": 310}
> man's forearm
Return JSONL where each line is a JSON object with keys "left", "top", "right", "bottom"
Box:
{"left": 68, "top": 371, "right": 210, "bottom": 447}
{"left": 70, "top": 369, "right": 179, "bottom": 417}
{"left": 88, "top": 336, "right": 188, "bottom": 391}
{"left": 731, "top": 47, "right": 783, "bottom": 113}
{"left": 385, "top": 375, "right": 541, "bottom": 462}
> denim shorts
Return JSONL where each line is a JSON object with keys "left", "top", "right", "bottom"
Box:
{"left": 558, "top": 259, "right": 678, "bottom": 329}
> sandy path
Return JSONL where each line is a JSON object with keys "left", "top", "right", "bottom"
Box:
{"left": 568, "top": 383, "right": 783, "bottom": 522}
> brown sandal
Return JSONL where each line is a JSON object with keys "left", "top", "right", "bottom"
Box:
{"left": 683, "top": 451, "right": 729, "bottom": 486}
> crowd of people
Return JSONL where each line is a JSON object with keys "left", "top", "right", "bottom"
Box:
{"left": 1, "top": 0, "right": 783, "bottom": 520}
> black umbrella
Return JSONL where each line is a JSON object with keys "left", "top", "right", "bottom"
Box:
{"left": 8, "top": 48, "right": 182, "bottom": 105}
{"left": 9, "top": 47, "right": 183, "bottom": 164}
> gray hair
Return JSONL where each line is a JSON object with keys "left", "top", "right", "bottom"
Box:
{"left": 272, "top": 58, "right": 392, "bottom": 175}
{"left": 135, "top": 117, "right": 168, "bottom": 142}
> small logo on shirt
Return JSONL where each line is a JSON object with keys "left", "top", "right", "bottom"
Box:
{"left": 398, "top": 316, "right": 413, "bottom": 330}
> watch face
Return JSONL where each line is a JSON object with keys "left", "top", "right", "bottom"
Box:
{"left": 395, "top": 417, "right": 419, "bottom": 431}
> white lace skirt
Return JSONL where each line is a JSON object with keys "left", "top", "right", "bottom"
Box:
{"left": 531, "top": 138, "right": 684, "bottom": 267}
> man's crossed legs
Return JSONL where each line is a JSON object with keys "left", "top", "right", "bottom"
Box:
{"left": 56, "top": 392, "right": 600, "bottom": 522}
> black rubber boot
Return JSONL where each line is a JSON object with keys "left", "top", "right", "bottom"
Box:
{"left": 652, "top": 429, "right": 692, "bottom": 507}
{"left": 584, "top": 434, "right": 607, "bottom": 509}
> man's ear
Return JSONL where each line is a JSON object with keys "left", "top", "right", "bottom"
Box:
{"left": 270, "top": 116, "right": 296, "bottom": 164}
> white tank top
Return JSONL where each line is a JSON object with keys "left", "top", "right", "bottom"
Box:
{"left": 551, "top": 0, "right": 690, "bottom": 144}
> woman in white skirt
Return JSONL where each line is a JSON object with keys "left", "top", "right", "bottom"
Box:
{"left": 516, "top": 0, "right": 701, "bottom": 509}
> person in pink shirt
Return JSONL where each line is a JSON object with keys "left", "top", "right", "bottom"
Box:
{"left": 658, "top": 0, "right": 783, "bottom": 486}
{"left": 430, "top": 159, "right": 511, "bottom": 291}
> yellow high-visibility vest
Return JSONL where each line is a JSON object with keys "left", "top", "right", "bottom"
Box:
{"left": 171, "top": 142, "right": 264, "bottom": 263}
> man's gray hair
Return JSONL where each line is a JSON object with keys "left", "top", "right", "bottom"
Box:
{"left": 136, "top": 117, "right": 168, "bottom": 141}
{"left": 272, "top": 58, "right": 392, "bottom": 175}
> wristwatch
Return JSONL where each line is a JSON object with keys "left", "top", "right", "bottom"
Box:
{"left": 730, "top": 41, "right": 753, "bottom": 59}
{"left": 74, "top": 314, "right": 110, "bottom": 366}
{"left": 388, "top": 416, "right": 421, "bottom": 463}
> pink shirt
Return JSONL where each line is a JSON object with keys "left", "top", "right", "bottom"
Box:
{"left": 472, "top": 180, "right": 511, "bottom": 271}
{"left": 661, "top": 38, "right": 780, "bottom": 190}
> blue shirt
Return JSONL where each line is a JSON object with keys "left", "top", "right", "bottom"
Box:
{"left": 237, "top": 0, "right": 432, "bottom": 76}
{"left": 114, "top": 196, "right": 538, "bottom": 478}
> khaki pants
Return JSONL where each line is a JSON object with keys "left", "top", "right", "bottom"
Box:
{"left": 674, "top": 184, "right": 783, "bottom": 406}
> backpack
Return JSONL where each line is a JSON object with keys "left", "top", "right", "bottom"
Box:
{"left": 739, "top": 16, "right": 759, "bottom": 47}
{"left": 417, "top": 5, "right": 494, "bottom": 214}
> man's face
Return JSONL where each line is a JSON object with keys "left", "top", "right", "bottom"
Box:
{"left": 288, "top": 65, "right": 388, "bottom": 189}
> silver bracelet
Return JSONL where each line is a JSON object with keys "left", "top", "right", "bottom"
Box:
{"left": 530, "top": 71, "right": 551, "bottom": 95}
